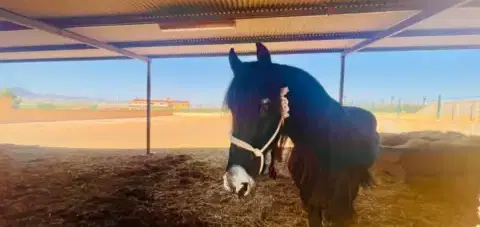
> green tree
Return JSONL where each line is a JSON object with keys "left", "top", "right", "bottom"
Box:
{"left": 0, "top": 88, "right": 15, "bottom": 97}
{"left": 0, "top": 88, "right": 23, "bottom": 108}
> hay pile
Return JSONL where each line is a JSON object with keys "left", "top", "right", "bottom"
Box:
{"left": 380, "top": 131, "right": 480, "bottom": 148}
{"left": 0, "top": 140, "right": 479, "bottom": 227}
{"left": 0, "top": 149, "right": 307, "bottom": 227}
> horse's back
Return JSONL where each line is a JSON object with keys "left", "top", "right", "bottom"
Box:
{"left": 344, "top": 106, "right": 377, "bottom": 136}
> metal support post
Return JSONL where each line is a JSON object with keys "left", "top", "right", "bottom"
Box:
{"left": 397, "top": 99, "right": 403, "bottom": 118}
{"left": 146, "top": 60, "right": 152, "bottom": 155}
{"left": 339, "top": 54, "right": 346, "bottom": 106}
{"left": 436, "top": 94, "right": 442, "bottom": 121}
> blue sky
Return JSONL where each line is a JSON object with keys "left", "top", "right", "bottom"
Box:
{"left": 1, "top": 49, "right": 479, "bottom": 107}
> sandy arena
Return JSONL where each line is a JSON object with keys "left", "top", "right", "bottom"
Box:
{"left": 1, "top": 112, "right": 480, "bottom": 226}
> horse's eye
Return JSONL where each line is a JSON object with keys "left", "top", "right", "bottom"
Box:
{"left": 261, "top": 98, "right": 270, "bottom": 105}
{"left": 260, "top": 98, "right": 270, "bottom": 115}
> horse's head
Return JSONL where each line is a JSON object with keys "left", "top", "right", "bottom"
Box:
{"left": 222, "top": 43, "right": 290, "bottom": 197}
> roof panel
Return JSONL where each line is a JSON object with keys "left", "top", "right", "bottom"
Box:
{"left": 410, "top": 7, "right": 480, "bottom": 29}
{"left": 1, "top": 0, "right": 480, "bottom": 62}
{"left": 0, "top": 29, "right": 81, "bottom": 47}
{"left": 128, "top": 39, "right": 363, "bottom": 55}
{"left": 1, "top": 0, "right": 153, "bottom": 17}
{"left": 0, "top": 48, "right": 120, "bottom": 61}
{"left": 0, "top": 0, "right": 428, "bottom": 18}
{"left": 371, "top": 35, "right": 480, "bottom": 48}
{"left": 70, "top": 12, "right": 416, "bottom": 43}
{"left": 0, "top": 40, "right": 360, "bottom": 62}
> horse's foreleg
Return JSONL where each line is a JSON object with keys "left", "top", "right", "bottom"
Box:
{"left": 268, "top": 164, "right": 277, "bottom": 179}
{"left": 268, "top": 148, "right": 277, "bottom": 179}
{"left": 307, "top": 205, "right": 323, "bottom": 227}
{"left": 262, "top": 149, "right": 277, "bottom": 179}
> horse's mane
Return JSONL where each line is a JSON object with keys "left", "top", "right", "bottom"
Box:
{"left": 262, "top": 64, "right": 374, "bottom": 192}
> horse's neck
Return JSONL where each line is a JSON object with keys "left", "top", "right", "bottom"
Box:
{"left": 286, "top": 98, "right": 345, "bottom": 146}
{"left": 281, "top": 75, "right": 358, "bottom": 147}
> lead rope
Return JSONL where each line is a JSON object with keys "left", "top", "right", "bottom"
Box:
{"left": 230, "top": 87, "right": 290, "bottom": 175}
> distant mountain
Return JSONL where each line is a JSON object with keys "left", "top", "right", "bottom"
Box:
{"left": 3, "top": 87, "right": 36, "bottom": 97}
{"left": 2, "top": 87, "right": 119, "bottom": 104}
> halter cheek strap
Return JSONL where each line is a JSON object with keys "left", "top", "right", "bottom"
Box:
{"left": 230, "top": 87, "right": 290, "bottom": 175}
{"left": 230, "top": 120, "right": 283, "bottom": 175}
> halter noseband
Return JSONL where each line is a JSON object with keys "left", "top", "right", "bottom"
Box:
{"left": 229, "top": 87, "right": 290, "bottom": 175}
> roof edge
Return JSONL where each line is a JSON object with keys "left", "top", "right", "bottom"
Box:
{"left": 2, "top": 45, "right": 480, "bottom": 63}
{"left": 2, "top": 28, "right": 480, "bottom": 53}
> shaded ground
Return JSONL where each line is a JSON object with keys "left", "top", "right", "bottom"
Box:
{"left": 1, "top": 142, "right": 479, "bottom": 227}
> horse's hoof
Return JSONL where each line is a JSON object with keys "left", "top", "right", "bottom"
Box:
{"left": 269, "top": 171, "right": 277, "bottom": 179}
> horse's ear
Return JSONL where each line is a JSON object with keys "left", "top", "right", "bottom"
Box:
{"left": 229, "top": 48, "right": 242, "bottom": 72}
{"left": 256, "top": 42, "right": 271, "bottom": 63}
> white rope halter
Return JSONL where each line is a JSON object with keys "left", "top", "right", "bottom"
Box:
{"left": 230, "top": 87, "right": 290, "bottom": 175}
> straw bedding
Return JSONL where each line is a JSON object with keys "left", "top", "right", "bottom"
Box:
{"left": 1, "top": 132, "right": 479, "bottom": 227}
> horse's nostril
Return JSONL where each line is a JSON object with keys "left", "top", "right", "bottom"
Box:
{"left": 237, "top": 182, "right": 249, "bottom": 197}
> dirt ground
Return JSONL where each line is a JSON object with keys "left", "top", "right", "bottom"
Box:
{"left": 0, "top": 113, "right": 479, "bottom": 226}
{"left": 0, "top": 113, "right": 479, "bottom": 149}
{"left": 0, "top": 115, "right": 230, "bottom": 149}
{"left": 0, "top": 109, "right": 172, "bottom": 124}
{"left": 376, "top": 113, "right": 480, "bottom": 136}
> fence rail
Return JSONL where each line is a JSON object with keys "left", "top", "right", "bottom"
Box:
{"left": 349, "top": 95, "right": 480, "bottom": 122}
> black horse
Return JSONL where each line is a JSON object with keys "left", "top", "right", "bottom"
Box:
{"left": 222, "top": 43, "right": 380, "bottom": 226}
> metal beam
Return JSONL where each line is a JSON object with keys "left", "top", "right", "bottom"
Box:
{"left": 0, "top": 8, "right": 149, "bottom": 62}
{"left": 339, "top": 54, "right": 346, "bottom": 106}
{"left": 3, "top": 27, "right": 480, "bottom": 54}
{"left": 344, "top": 0, "right": 473, "bottom": 55}
{"left": 146, "top": 61, "right": 152, "bottom": 155}
{"left": 3, "top": 44, "right": 480, "bottom": 63}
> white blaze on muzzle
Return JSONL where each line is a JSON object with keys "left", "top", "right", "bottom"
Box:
{"left": 223, "top": 165, "right": 255, "bottom": 196}
{"left": 229, "top": 87, "right": 290, "bottom": 175}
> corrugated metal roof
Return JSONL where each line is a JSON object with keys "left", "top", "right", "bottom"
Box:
{"left": 0, "top": 40, "right": 360, "bottom": 61}
{"left": 0, "top": 49, "right": 120, "bottom": 61}
{"left": 409, "top": 7, "right": 480, "bottom": 29}
{"left": 0, "top": 11, "right": 416, "bottom": 47}
{"left": 0, "top": 0, "right": 434, "bottom": 18}
{"left": 1, "top": 0, "right": 446, "bottom": 32}
{"left": 0, "top": 0, "right": 480, "bottom": 62}
{"left": 0, "top": 29, "right": 81, "bottom": 47}
{"left": 372, "top": 34, "right": 480, "bottom": 48}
